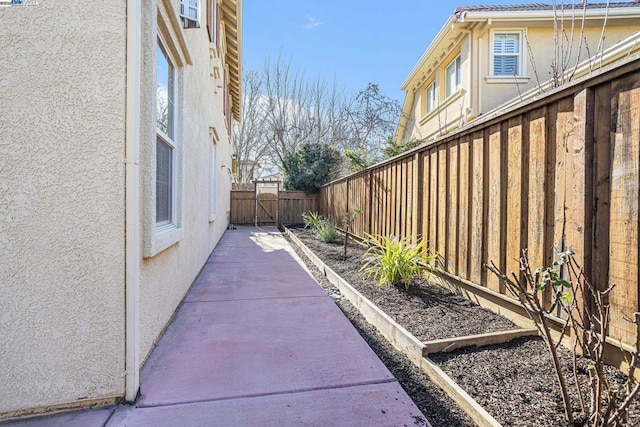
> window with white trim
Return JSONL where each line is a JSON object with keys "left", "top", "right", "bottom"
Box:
{"left": 180, "top": 0, "right": 200, "bottom": 28}
{"left": 156, "top": 40, "right": 176, "bottom": 227}
{"left": 425, "top": 81, "right": 436, "bottom": 114}
{"left": 492, "top": 32, "right": 521, "bottom": 76}
{"left": 445, "top": 55, "right": 461, "bottom": 98}
{"left": 210, "top": 137, "right": 217, "bottom": 221}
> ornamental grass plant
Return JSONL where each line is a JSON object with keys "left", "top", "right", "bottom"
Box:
{"left": 361, "top": 234, "right": 426, "bottom": 287}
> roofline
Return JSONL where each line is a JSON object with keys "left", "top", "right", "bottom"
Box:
{"left": 458, "top": 5, "right": 640, "bottom": 22}
{"left": 221, "top": 0, "right": 242, "bottom": 123}
{"left": 400, "top": 15, "right": 456, "bottom": 90}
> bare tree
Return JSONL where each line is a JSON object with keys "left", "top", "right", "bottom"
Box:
{"left": 261, "top": 55, "right": 350, "bottom": 172}
{"left": 232, "top": 71, "right": 270, "bottom": 188}
{"left": 342, "top": 83, "right": 401, "bottom": 172}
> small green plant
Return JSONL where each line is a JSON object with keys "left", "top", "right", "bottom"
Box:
{"left": 302, "top": 211, "right": 323, "bottom": 230}
{"left": 361, "top": 234, "right": 425, "bottom": 287}
{"left": 315, "top": 221, "right": 340, "bottom": 243}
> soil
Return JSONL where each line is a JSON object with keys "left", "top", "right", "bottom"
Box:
{"left": 285, "top": 226, "right": 640, "bottom": 427}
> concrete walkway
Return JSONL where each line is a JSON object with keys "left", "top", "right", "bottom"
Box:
{"left": 3, "top": 227, "right": 428, "bottom": 426}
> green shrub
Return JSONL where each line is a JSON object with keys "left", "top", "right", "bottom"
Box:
{"left": 315, "top": 221, "right": 340, "bottom": 243}
{"left": 302, "top": 211, "right": 323, "bottom": 230}
{"left": 361, "top": 234, "right": 425, "bottom": 287}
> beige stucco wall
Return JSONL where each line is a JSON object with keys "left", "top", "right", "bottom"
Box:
{"left": 0, "top": 0, "right": 126, "bottom": 416}
{"left": 138, "top": 0, "right": 233, "bottom": 363}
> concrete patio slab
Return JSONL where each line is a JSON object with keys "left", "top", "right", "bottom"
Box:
{"left": 0, "top": 407, "right": 115, "bottom": 427}
{"left": 109, "top": 382, "right": 427, "bottom": 427}
{"left": 138, "top": 295, "right": 395, "bottom": 407}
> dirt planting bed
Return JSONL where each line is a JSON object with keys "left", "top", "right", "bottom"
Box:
{"left": 285, "top": 226, "right": 640, "bottom": 427}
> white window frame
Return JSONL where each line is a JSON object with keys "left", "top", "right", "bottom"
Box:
{"left": 209, "top": 131, "right": 218, "bottom": 222}
{"left": 180, "top": 0, "right": 200, "bottom": 28}
{"left": 487, "top": 30, "right": 529, "bottom": 83}
{"left": 425, "top": 80, "right": 436, "bottom": 115}
{"left": 156, "top": 38, "right": 177, "bottom": 230}
{"left": 210, "top": 0, "right": 217, "bottom": 44}
{"left": 445, "top": 55, "right": 461, "bottom": 98}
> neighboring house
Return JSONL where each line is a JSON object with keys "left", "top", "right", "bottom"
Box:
{"left": 0, "top": 0, "right": 241, "bottom": 419}
{"left": 396, "top": 2, "right": 640, "bottom": 142}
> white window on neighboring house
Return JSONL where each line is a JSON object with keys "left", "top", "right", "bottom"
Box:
{"left": 445, "top": 55, "right": 461, "bottom": 98}
{"left": 492, "top": 32, "right": 521, "bottom": 76}
{"left": 425, "top": 81, "right": 436, "bottom": 114}
{"left": 180, "top": 0, "right": 200, "bottom": 28}
{"left": 156, "top": 40, "right": 176, "bottom": 227}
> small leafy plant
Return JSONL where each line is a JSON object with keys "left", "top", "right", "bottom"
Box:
{"left": 361, "top": 234, "right": 425, "bottom": 287}
{"left": 302, "top": 211, "right": 323, "bottom": 230}
{"left": 315, "top": 221, "right": 340, "bottom": 243}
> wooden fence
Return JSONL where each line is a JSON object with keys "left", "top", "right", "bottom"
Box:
{"left": 320, "top": 56, "right": 640, "bottom": 356}
{"left": 230, "top": 190, "right": 318, "bottom": 225}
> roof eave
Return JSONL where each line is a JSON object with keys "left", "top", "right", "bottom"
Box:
{"left": 400, "top": 15, "right": 457, "bottom": 90}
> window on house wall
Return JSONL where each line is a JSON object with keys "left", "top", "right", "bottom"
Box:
{"left": 492, "top": 32, "right": 521, "bottom": 76}
{"left": 425, "top": 81, "right": 436, "bottom": 114}
{"left": 207, "top": 0, "right": 217, "bottom": 43}
{"left": 156, "top": 40, "right": 176, "bottom": 227}
{"left": 445, "top": 55, "right": 461, "bottom": 98}
{"left": 210, "top": 137, "right": 217, "bottom": 221}
{"left": 180, "top": 0, "right": 200, "bottom": 28}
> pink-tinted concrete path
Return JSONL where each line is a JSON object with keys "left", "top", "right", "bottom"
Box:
{"left": 2, "top": 227, "right": 429, "bottom": 427}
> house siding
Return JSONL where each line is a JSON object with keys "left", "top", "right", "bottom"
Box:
{"left": 0, "top": 0, "right": 127, "bottom": 415}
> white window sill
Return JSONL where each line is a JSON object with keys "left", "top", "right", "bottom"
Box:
{"left": 485, "top": 75, "right": 530, "bottom": 84}
{"left": 420, "top": 88, "right": 465, "bottom": 126}
{"left": 144, "top": 224, "right": 184, "bottom": 258}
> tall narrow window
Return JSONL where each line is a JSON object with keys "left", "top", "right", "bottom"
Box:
{"left": 425, "top": 81, "right": 436, "bottom": 114}
{"left": 180, "top": 0, "right": 200, "bottom": 26}
{"left": 156, "top": 40, "right": 176, "bottom": 227}
{"left": 210, "top": 139, "right": 217, "bottom": 221}
{"left": 445, "top": 55, "right": 461, "bottom": 98}
{"left": 207, "top": 0, "right": 217, "bottom": 43}
{"left": 493, "top": 33, "right": 521, "bottom": 76}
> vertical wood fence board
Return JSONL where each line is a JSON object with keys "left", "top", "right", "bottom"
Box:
{"left": 430, "top": 151, "right": 439, "bottom": 255}
{"left": 448, "top": 142, "right": 459, "bottom": 275}
{"left": 569, "top": 89, "right": 595, "bottom": 318}
{"left": 437, "top": 146, "right": 448, "bottom": 270}
{"left": 608, "top": 75, "right": 640, "bottom": 343}
{"left": 470, "top": 132, "right": 485, "bottom": 284}
{"left": 527, "top": 108, "right": 547, "bottom": 273}
{"left": 506, "top": 117, "right": 523, "bottom": 280}
{"left": 487, "top": 124, "right": 503, "bottom": 292}
{"left": 421, "top": 152, "right": 431, "bottom": 247}
{"left": 413, "top": 153, "right": 422, "bottom": 243}
{"left": 593, "top": 83, "right": 612, "bottom": 297}
{"left": 458, "top": 136, "right": 470, "bottom": 279}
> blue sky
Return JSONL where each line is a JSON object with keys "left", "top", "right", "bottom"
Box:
{"left": 243, "top": 0, "right": 528, "bottom": 103}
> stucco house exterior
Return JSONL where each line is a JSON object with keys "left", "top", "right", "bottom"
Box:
{"left": 0, "top": 0, "right": 241, "bottom": 419}
{"left": 396, "top": 2, "right": 640, "bottom": 142}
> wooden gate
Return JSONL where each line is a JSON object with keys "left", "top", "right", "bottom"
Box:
{"left": 231, "top": 186, "right": 319, "bottom": 226}
{"left": 255, "top": 180, "right": 280, "bottom": 226}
